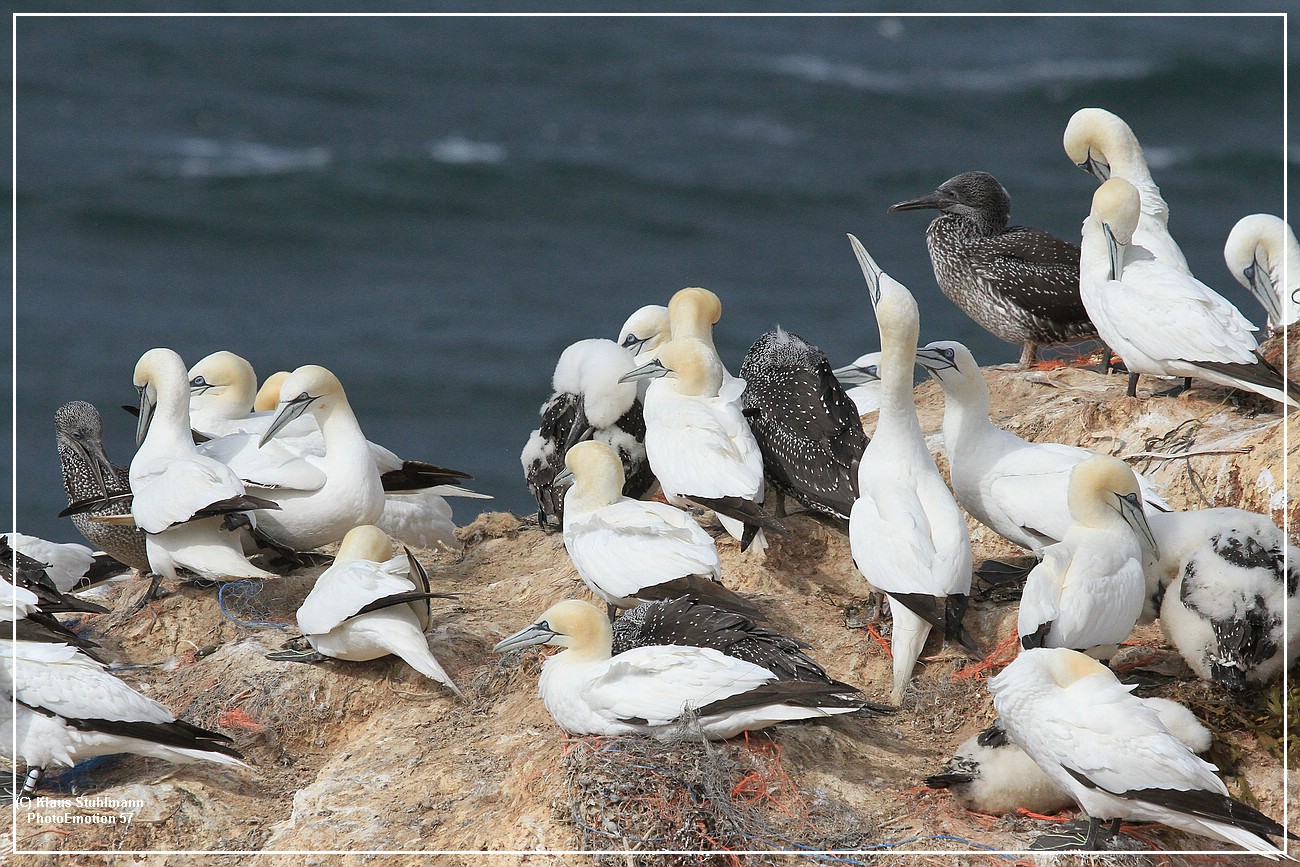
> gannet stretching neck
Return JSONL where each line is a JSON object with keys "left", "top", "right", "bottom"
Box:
{"left": 493, "top": 599, "right": 865, "bottom": 739}
{"left": 917, "top": 339, "right": 1167, "bottom": 556}
{"left": 129, "top": 348, "right": 278, "bottom": 583}
{"left": 268, "top": 525, "right": 463, "bottom": 699}
{"left": 1064, "top": 107, "right": 1190, "bottom": 275}
{"left": 990, "top": 647, "right": 1293, "bottom": 855}
{"left": 1081, "top": 178, "right": 1297, "bottom": 406}
{"left": 832, "top": 351, "right": 883, "bottom": 417}
{"left": 845, "top": 235, "right": 978, "bottom": 705}
{"left": 1017, "top": 456, "right": 1155, "bottom": 654}
{"left": 1224, "top": 214, "right": 1300, "bottom": 331}
{"left": 560, "top": 441, "right": 756, "bottom": 619}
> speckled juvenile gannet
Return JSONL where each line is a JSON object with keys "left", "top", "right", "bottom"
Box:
{"left": 620, "top": 337, "right": 785, "bottom": 552}
{"left": 129, "top": 348, "right": 278, "bottom": 583}
{"left": 521, "top": 338, "right": 652, "bottom": 531}
{"left": 1224, "top": 213, "right": 1300, "bottom": 331}
{"left": 890, "top": 171, "right": 1094, "bottom": 366}
{"left": 1146, "top": 508, "right": 1299, "bottom": 690}
{"left": 1017, "top": 456, "right": 1155, "bottom": 655}
{"left": 1064, "top": 107, "right": 1190, "bottom": 275}
{"left": 560, "top": 441, "right": 757, "bottom": 620}
{"left": 493, "top": 599, "right": 865, "bottom": 739}
{"left": 54, "top": 401, "right": 151, "bottom": 573}
{"left": 990, "top": 647, "right": 1294, "bottom": 855}
{"left": 832, "top": 351, "right": 883, "bottom": 417}
{"left": 845, "top": 235, "right": 979, "bottom": 705}
{"left": 916, "top": 340, "right": 1167, "bottom": 556}
{"left": 925, "top": 699, "right": 1211, "bottom": 817}
{"left": 1081, "top": 178, "right": 1298, "bottom": 406}
{"left": 267, "top": 525, "right": 463, "bottom": 699}
{"left": 740, "top": 327, "right": 867, "bottom": 521}
{"left": 2, "top": 639, "right": 248, "bottom": 797}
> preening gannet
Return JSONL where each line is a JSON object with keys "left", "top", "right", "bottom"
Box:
{"left": 1224, "top": 213, "right": 1300, "bottom": 331}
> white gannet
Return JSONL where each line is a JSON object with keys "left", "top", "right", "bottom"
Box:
{"left": 1224, "top": 213, "right": 1300, "bottom": 331}
{"left": 267, "top": 525, "right": 463, "bottom": 699}
{"left": 739, "top": 327, "right": 868, "bottom": 522}
{"left": 560, "top": 440, "right": 758, "bottom": 620}
{"left": 832, "top": 351, "right": 883, "bottom": 417}
{"left": 925, "top": 698, "right": 1211, "bottom": 816}
{"left": 1145, "top": 508, "right": 1300, "bottom": 690}
{"left": 845, "top": 235, "right": 979, "bottom": 705}
{"left": 521, "top": 338, "right": 652, "bottom": 531}
{"left": 8, "top": 533, "right": 98, "bottom": 593}
{"left": 129, "top": 348, "right": 278, "bottom": 583}
{"left": 989, "top": 647, "right": 1293, "bottom": 855}
{"left": 916, "top": 339, "right": 1167, "bottom": 556}
{"left": 2, "top": 639, "right": 248, "bottom": 797}
{"left": 493, "top": 599, "right": 866, "bottom": 739}
{"left": 187, "top": 350, "right": 260, "bottom": 438}
{"left": 1064, "top": 107, "right": 1190, "bottom": 275}
{"left": 666, "top": 287, "right": 744, "bottom": 404}
{"left": 254, "top": 371, "right": 290, "bottom": 412}
{"left": 2, "top": 538, "right": 109, "bottom": 656}
{"left": 1016, "top": 456, "right": 1156, "bottom": 655}
{"left": 617, "top": 304, "right": 671, "bottom": 363}
{"left": 620, "top": 337, "right": 784, "bottom": 552}
{"left": 1080, "top": 178, "right": 1297, "bottom": 406}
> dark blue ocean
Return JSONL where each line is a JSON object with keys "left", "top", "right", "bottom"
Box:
{"left": 12, "top": 12, "right": 1289, "bottom": 544}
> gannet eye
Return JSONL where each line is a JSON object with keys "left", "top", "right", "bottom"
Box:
{"left": 940, "top": 347, "right": 956, "bottom": 361}
{"left": 190, "top": 375, "right": 207, "bottom": 387}
{"left": 865, "top": 365, "right": 878, "bottom": 377}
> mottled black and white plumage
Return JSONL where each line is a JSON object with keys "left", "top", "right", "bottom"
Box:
{"left": 54, "top": 401, "right": 150, "bottom": 573}
{"left": 890, "top": 171, "right": 1096, "bottom": 366}
{"left": 2, "top": 536, "right": 109, "bottom": 659}
{"left": 521, "top": 339, "right": 654, "bottom": 530}
{"left": 739, "top": 328, "right": 868, "bottom": 522}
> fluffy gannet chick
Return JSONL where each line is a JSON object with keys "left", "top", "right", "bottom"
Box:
{"left": 493, "top": 599, "right": 865, "bottom": 738}
{"left": 560, "top": 441, "right": 758, "bottom": 620}
{"left": 917, "top": 340, "right": 1167, "bottom": 556}
{"left": 1064, "top": 107, "right": 1190, "bottom": 275}
{"left": 845, "top": 235, "right": 979, "bottom": 706}
{"left": 2, "top": 639, "right": 248, "bottom": 798}
{"left": 129, "top": 348, "right": 278, "bottom": 583}
{"left": 54, "top": 401, "right": 151, "bottom": 573}
{"left": 832, "top": 351, "right": 883, "bottom": 417}
{"left": 1017, "top": 456, "right": 1156, "bottom": 655}
{"left": 990, "top": 647, "right": 1293, "bottom": 855}
{"left": 740, "top": 327, "right": 868, "bottom": 522}
{"left": 620, "top": 337, "right": 784, "bottom": 552}
{"left": 267, "top": 525, "right": 463, "bottom": 699}
{"left": 1081, "top": 178, "right": 1297, "bottom": 406}
{"left": 1146, "top": 508, "right": 1300, "bottom": 690}
{"left": 521, "top": 338, "right": 652, "bottom": 530}
{"left": 925, "top": 699, "right": 1211, "bottom": 816}
{"left": 1224, "top": 213, "right": 1300, "bottom": 331}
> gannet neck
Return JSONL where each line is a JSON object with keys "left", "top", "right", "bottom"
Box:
{"left": 873, "top": 283, "right": 924, "bottom": 439}
{"left": 188, "top": 351, "right": 257, "bottom": 421}
{"left": 254, "top": 371, "right": 291, "bottom": 412}
{"left": 134, "top": 348, "right": 198, "bottom": 451}
{"left": 667, "top": 287, "right": 722, "bottom": 349}
{"left": 657, "top": 338, "right": 723, "bottom": 398}
{"left": 336, "top": 525, "right": 393, "bottom": 563}
{"left": 564, "top": 440, "right": 625, "bottom": 515}
{"left": 1225, "top": 214, "right": 1299, "bottom": 328}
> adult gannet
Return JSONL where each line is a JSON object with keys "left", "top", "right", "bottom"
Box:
{"left": 666, "top": 287, "right": 744, "bottom": 404}
{"left": 129, "top": 348, "right": 278, "bottom": 583}
{"left": 54, "top": 401, "right": 151, "bottom": 574}
{"left": 1064, "top": 107, "right": 1190, "bottom": 274}
{"left": 925, "top": 698, "right": 1211, "bottom": 816}
{"left": 254, "top": 371, "right": 290, "bottom": 412}
{"left": 845, "top": 235, "right": 979, "bottom": 705}
{"left": 832, "top": 351, "right": 883, "bottom": 417}
{"left": 2, "top": 538, "right": 109, "bottom": 656}
{"left": 1016, "top": 456, "right": 1155, "bottom": 654}
{"left": 2, "top": 639, "right": 248, "bottom": 798}
{"left": 916, "top": 340, "right": 1167, "bottom": 556}
{"left": 560, "top": 440, "right": 756, "bottom": 620}
{"left": 521, "top": 338, "right": 652, "bottom": 531}
{"left": 739, "top": 327, "right": 867, "bottom": 521}
{"left": 267, "top": 525, "right": 463, "bottom": 699}
{"left": 890, "top": 171, "right": 1094, "bottom": 366}
{"left": 8, "top": 533, "right": 105, "bottom": 593}
{"left": 1144, "top": 508, "right": 1299, "bottom": 690}
{"left": 1081, "top": 178, "right": 1297, "bottom": 405}
{"left": 1224, "top": 214, "right": 1300, "bottom": 331}
{"left": 617, "top": 304, "right": 671, "bottom": 362}
{"left": 187, "top": 350, "right": 259, "bottom": 437}
{"left": 493, "top": 599, "right": 866, "bottom": 739}
{"left": 990, "top": 647, "right": 1293, "bottom": 855}
{"left": 620, "top": 338, "right": 785, "bottom": 552}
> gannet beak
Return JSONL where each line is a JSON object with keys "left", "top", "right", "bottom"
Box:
{"left": 618, "top": 358, "right": 670, "bottom": 383}
{"left": 493, "top": 619, "right": 559, "bottom": 653}
{"left": 259, "top": 392, "right": 317, "bottom": 448}
{"left": 562, "top": 399, "right": 594, "bottom": 453}
{"left": 135, "top": 385, "right": 156, "bottom": 446}
{"left": 70, "top": 434, "right": 117, "bottom": 501}
{"left": 1081, "top": 149, "right": 1110, "bottom": 182}
{"left": 831, "top": 363, "right": 880, "bottom": 386}
{"left": 1116, "top": 491, "right": 1159, "bottom": 563}
{"left": 1102, "top": 222, "right": 1123, "bottom": 282}
{"left": 1244, "top": 255, "right": 1283, "bottom": 325}
{"left": 553, "top": 466, "right": 575, "bottom": 487}
{"left": 847, "top": 234, "right": 884, "bottom": 308}
{"left": 888, "top": 189, "right": 957, "bottom": 213}
{"left": 915, "top": 346, "right": 958, "bottom": 376}
{"left": 189, "top": 375, "right": 214, "bottom": 397}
